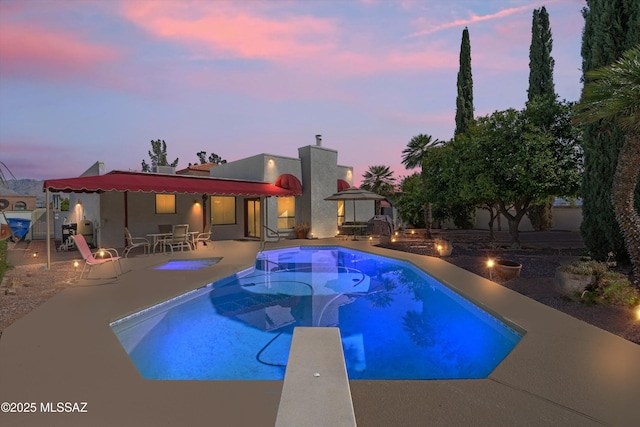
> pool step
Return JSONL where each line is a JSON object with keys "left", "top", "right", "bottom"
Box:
{"left": 275, "top": 327, "right": 357, "bottom": 427}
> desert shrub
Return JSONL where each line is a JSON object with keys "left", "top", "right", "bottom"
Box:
{"left": 597, "top": 272, "right": 640, "bottom": 306}
{"left": 559, "top": 259, "right": 608, "bottom": 277}
{"left": 573, "top": 263, "right": 640, "bottom": 307}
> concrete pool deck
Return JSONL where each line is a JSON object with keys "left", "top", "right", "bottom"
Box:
{"left": 0, "top": 238, "right": 638, "bottom": 426}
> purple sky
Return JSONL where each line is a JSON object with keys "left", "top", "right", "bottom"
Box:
{"left": 0, "top": 0, "right": 585, "bottom": 186}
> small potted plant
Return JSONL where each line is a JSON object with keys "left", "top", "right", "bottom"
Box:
{"left": 555, "top": 259, "right": 606, "bottom": 296}
{"left": 293, "top": 223, "right": 310, "bottom": 239}
{"left": 494, "top": 259, "right": 522, "bottom": 281}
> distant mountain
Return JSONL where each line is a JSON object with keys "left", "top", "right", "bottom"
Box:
{"left": 0, "top": 179, "right": 45, "bottom": 204}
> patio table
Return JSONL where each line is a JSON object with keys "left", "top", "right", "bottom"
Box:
{"left": 146, "top": 233, "right": 171, "bottom": 253}
{"left": 188, "top": 231, "right": 199, "bottom": 250}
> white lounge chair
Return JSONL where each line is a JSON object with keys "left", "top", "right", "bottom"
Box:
{"left": 123, "top": 227, "right": 150, "bottom": 258}
{"left": 193, "top": 224, "right": 213, "bottom": 249}
{"left": 162, "top": 224, "right": 192, "bottom": 253}
{"left": 72, "top": 234, "right": 123, "bottom": 279}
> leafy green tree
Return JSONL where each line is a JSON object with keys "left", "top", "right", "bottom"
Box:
{"left": 401, "top": 134, "right": 440, "bottom": 238}
{"left": 458, "top": 108, "right": 581, "bottom": 247}
{"left": 574, "top": 45, "right": 640, "bottom": 284}
{"left": 455, "top": 27, "right": 474, "bottom": 136}
{"left": 395, "top": 173, "right": 427, "bottom": 228}
{"left": 141, "top": 139, "right": 179, "bottom": 172}
{"left": 360, "top": 165, "right": 395, "bottom": 197}
{"left": 580, "top": 0, "right": 640, "bottom": 261}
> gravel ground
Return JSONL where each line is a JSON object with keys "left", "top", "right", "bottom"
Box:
{"left": 1, "top": 232, "right": 639, "bottom": 345}
{"left": 378, "top": 230, "right": 640, "bottom": 345}
{"left": 0, "top": 262, "right": 78, "bottom": 334}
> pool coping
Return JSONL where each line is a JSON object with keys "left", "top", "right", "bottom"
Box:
{"left": 1, "top": 238, "right": 638, "bottom": 426}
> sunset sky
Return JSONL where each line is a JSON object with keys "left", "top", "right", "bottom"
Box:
{"left": 0, "top": 0, "right": 586, "bottom": 185}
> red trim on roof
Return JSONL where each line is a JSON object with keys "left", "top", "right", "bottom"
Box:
{"left": 337, "top": 179, "right": 350, "bottom": 192}
{"left": 43, "top": 170, "right": 297, "bottom": 197}
{"left": 275, "top": 174, "right": 302, "bottom": 195}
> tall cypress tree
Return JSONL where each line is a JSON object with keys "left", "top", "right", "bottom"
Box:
{"left": 455, "top": 27, "right": 473, "bottom": 135}
{"left": 528, "top": 6, "right": 555, "bottom": 101}
{"left": 526, "top": 6, "right": 556, "bottom": 231}
{"left": 580, "top": 0, "right": 640, "bottom": 260}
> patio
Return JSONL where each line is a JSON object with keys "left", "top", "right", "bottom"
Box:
{"left": 0, "top": 238, "right": 638, "bottom": 426}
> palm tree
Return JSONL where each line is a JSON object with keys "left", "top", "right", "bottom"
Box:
{"left": 574, "top": 45, "right": 640, "bottom": 285}
{"left": 361, "top": 165, "right": 395, "bottom": 216}
{"left": 361, "top": 165, "right": 395, "bottom": 196}
{"left": 401, "top": 134, "right": 440, "bottom": 238}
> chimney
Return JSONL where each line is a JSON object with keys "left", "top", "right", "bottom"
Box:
{"left": 315, "top": 134, "right": 322, "bottom": 146}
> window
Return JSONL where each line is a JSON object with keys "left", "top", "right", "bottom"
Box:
{"left": 277, "top": 196, "right": 295, "bottom": 229}
{"left": 155, "top": 194, "right": 176, "bottom": 214}
{"left": 337, "top": 200, "right": 345, "bottom": 226}
{"left": 14, "top": 201, "right": 27, "bottom": 211}
{"left": 211, "top": 196, "right": 236, "bottom": 225}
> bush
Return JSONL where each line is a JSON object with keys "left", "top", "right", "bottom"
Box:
{"left": 573, "top": 261, "right": 640, "bottom": 307}
{"left": 559, "top": 259, "right": 608, "bottom": 277}
{"left": 597, "top": 272, "right": 640, "bottom": 306}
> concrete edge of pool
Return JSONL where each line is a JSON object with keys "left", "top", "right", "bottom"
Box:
{"left": 0, "top": 238, "right": 638, "bottom": 426}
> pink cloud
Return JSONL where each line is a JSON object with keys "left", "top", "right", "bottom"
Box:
{"left": 406, "top": 0, "right": 579, "bottom": 38}
{"left": 120, "top": 0, "right": 458, "bottom": 82}
{"left": 408, "top": 4, "right": 535, "bottom": 38}
{"left": 121, "top": 1, "right": 337, "bottom": 62}
{"left": 0, "top": 23, "right": 119, "bottom": 81}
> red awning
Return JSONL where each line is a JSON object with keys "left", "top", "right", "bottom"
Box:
{"left": 337, "top": 179, "right": 351, "bottom": 192}
{"left": 43, "top": 170, "right": 298, "bottom": 197}
{"left": 274, "top": 174, "right": 302, "bottom": 195}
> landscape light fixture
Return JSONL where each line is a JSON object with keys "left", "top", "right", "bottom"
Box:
{"left": 486, "top": 259, "right": 495, "bottom": 280}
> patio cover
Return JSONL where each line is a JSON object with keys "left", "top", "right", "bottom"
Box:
{"left": 43, "top": 170, "right": 301, "bottom": 196}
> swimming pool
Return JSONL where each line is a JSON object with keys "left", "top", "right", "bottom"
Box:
{"left": 111, "top": 246, "right": 523, "bottom": 380}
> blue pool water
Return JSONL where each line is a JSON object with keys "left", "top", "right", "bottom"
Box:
{"left": 111, "top": 246, "right": 523, "bottom": 380}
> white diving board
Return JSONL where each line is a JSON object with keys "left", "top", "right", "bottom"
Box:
{"left": 275, "top": 327, "right": 357, "bottom": 427}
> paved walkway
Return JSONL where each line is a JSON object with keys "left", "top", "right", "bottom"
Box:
{"left": 1, "top": 237, "right": 639, "bottom": 426}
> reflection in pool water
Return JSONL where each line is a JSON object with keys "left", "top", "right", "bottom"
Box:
{"left": 111, "top": 247, "right": 523, "bottom": 380}
{"left": 153, "top": 258, "right": 221, "bottom": 271}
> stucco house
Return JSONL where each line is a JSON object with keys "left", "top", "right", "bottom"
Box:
{"left": 43, "top": 139, "right": 375, "bottom": 250}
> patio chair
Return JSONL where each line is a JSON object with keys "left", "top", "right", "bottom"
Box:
{"left": 193, "top": 224, "right": 213, "bottom": 249}
{"left": 161, "top": 224, "right": 192, "bottom": 253}
{"left": 72, "top": 234, "right": 123, "bottom": 279}
{"left": 123, "top": 227, "right": 151, "bottom": 258}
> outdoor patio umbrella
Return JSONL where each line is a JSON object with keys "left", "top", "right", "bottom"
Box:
{"left": 324, "top": 187, "right": 385, "bottom": 223}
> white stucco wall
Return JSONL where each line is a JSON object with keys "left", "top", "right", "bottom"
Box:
{"left": 98, "top": 192, "right": 208, "bottom": 249}
{"left": 472, "top": 207, "right": 582, "bottom": 232}
{"left": 337, "top": 165, "right": 353, "bottom": 187}
{"left": 209, "top": 154, "right": 302, "bottom": 184}
{"left": 298, "top": 145, "right": 340, "bottom": 238}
